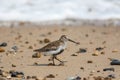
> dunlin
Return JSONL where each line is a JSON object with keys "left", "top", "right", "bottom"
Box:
{"left": 34, "top": 35, "right": 79, "bottom": 65}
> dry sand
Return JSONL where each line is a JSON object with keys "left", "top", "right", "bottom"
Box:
{"left": 0, "top": 25, "right": 120, "bottom": 80}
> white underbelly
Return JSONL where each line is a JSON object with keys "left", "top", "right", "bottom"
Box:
{"left": 42, "top": 45, "right": 66, "bottom": 56}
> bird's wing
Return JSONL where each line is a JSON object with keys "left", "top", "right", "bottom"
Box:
{"left": 34, "top": 40, "right": 60, "bottom": 52}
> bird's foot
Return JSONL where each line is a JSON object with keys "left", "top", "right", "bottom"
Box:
{"left": 48, "top": 63, "right": 55, "bottom": 66}
{"left": 58, "top": 62, "right": 64, "bottom": 66}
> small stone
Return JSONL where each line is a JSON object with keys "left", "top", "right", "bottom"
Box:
{"left": 44, "top": 38, "right": 50, "bottom": 43}
{"left": 12, "top": 64, "right": 16, "bottom": 67}
{"left": 26, "top": 76, "right": 32, "bottom": 79}
{"left": 80, "top": 67, "right": 84, "bottom": 70}
{"left": 103, "top": 68, "right": 115, "bottom": 72}
{"left": 67, "top": 76, "right": 81, "bottom": 80}
{"left": 32, "top": 76, "right": 37, "bottom": 79}
{"left": 0, "top": 42, "right": 7, "bottom": 47}
{"left": 92, "top": 51, "right": 99, "bottom": 56}
{"left": 32, "top": 53, "right": 41, "bottom": 58}
{"left": 101, "top": 52, "right": 105, "bottom": 55}
{"left": 87, "top": 60, "right": 93, "bottom": 63}
{"left": 112, "top": 49, "right": 118, "bottom": 53}
{"left": 85, "top": 34, "right": 89, "bottom": 37}
{"left": 76, "top": 48, "right": 87, "bottom": 53}
{"left": 46, "top": 74, "right": 55, "bottom": 78}
{"left": 83, "top": 77, "right": 87, "bottom": 80}
{"left": 108, "top": 74, "right": 115, "bottom": 78}
{"left": 93, "top": 76, "right": 104, "bottom": 80}
{"left": 25, "top": 41, "right": 29, "bottom": 44}
{"left": 110, "top": 59, "right": 120, "bottom": 65}
{"left": 35, "top": 77, "right": 46, "bottom": 80}
{"left": 28, "top": 46, "right": 33, "bottom": 49}
{"left": 71, "top": 54, "right": 77, "bottom": 56}
{"left": 11, "top": 46, "right": 18, "bottom": 52}
{"left": 34, "top": 62, "right": 39, "bottom": 65}
{"left": 47, "top": 32, "right": 52, "bottom": 35}
{"left": 97, "top": 70, "right": 100, "bottom": 73}
{"left": 95, "top": 47, "right": 104, "bottom": 51}
{"left": 0, "top": 48, "right": 5, "bottom": 52}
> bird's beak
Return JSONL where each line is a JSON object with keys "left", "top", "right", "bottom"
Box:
{"left": 67, "top": 38, "right": 80, "bottom": 45}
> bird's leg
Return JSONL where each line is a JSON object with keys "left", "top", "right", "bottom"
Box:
{"left": 51, "top": 55, "right": 55, "bottom": 66}
{"left": 54, "top": 56, "right": 63, "bottom": 63}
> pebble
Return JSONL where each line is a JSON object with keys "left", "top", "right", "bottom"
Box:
{"left": 12, "top": 64, "right": 16, "bottom": 67}
{"left": 11, "top": 46, "right": 18, "bottom": 52}
{"left": 32, "top": 53, "right": 41, "bottom": 58}
{"left": 76, "top": 48, "right": 87, "bottom": 53}
{"left": 112, "top": 49, "right": 118, "bottom": 53}
{"left": 108, "top": 74, "right": 115, "bottom": 78}
{"left": 87, "top": 60, "right": 93, "bottom": 63}
{"left": 71, "top": 54, "right": 77, "bottom": 56}
{"left": 103, "top": 68, "right": 115, "bottom": 72}
{"left": 0, "top": 48, "right": 5, "bottom": 52}
{"left": 67, "top": 76, "right": 81, "bottom": 80}
{"left": 28, "top": 46, "right": 33, "bottom": 49}
{"left": 92, "top": 51, "right": 99, "bottom": 56}
{"left": 0, "top": 42, "right": 7, "bottom": 47}
{"left": 44, "top": 38, "right": 50, "bottom": 43}
{"left": 26, "top": 76, "right": 32, "bottom": 79}
{"left": 46, "top": 74, "right": 55, "bottom": 78}
{"left": 9, "top": 70, "right": 24, "bottom": 78}
{"left": 110, "top": 59, "right": 120, "bottom": 65}
{"left": 95, "top": 47, "right": 104, "bottom": 51}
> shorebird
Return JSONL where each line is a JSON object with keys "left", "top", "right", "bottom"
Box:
{"left": 34, "top": 35, "right": 79, "bottom": 65}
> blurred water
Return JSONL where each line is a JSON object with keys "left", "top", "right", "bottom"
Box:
{"left": 0, "top": 0, "right": 120, "bottom": 21}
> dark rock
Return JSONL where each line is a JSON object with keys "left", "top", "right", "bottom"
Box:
{"left": 95, "top": 47, "right": 104, "bottom": 51}
{"left": 108, "top": 74, "right": 115, "bottom": 78}
{"left": 46, "top": 74, "right": 55, "bottom": 78}
{"left": 26, "top": 76, "right": 32, "bottom": 79}
{"left": 103, "top": 68, "right": 115, "bottom": 72}
{"left": 9, "top": 70, "right": 24, "bottom": 78}
{"left": 87, "top": 60, "right": 93, "bottom": 63}
{"left": 110, "top": 59, "right": 120, "bottom": 65}
{"left": 76, "top": 48, "right": 87, "bottom": 53}
{"left": 0, "top": 42, "right": 7, "bottom": 47}
{"left": 44, "top": 38, "right": 50, "bottom": 43}
{"left": 11, "top": 46, "right": 18, "bottom": 52}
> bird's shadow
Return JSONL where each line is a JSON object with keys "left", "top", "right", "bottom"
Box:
{"left": 28, "top": 61, "right": 67, "bottom": 66}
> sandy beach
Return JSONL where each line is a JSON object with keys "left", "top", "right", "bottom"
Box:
{"left": 0, "top": 25, "right": 120, "bottom": 80}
